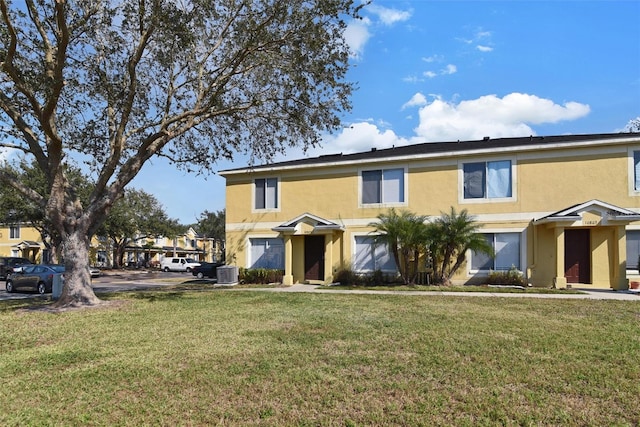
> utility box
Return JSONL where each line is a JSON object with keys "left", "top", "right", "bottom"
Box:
{"left": 52, "top": 274, "right": 64, "bottom": 299}
{"left": 217, "top": 266, "right": 239, "bottom": 285}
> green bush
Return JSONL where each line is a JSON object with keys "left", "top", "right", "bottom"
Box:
{"left": 487, "top": 266, "right": 527, "bottom": 287}
{"left": 334, "top": 267, "right": 397, "bottom": 286}
{"left": 239, "top": 268, "right": 284, "bottom": 284}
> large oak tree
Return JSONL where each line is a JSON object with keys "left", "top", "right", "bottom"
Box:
{"left": 0, "top": 0, "right": 357, "bottom": 307}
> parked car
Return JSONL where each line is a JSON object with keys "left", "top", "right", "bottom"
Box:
{"left": 5, "top": 264, "right": 65, "bottom": 294}
{"left": 160, "top": 257, "right": 201, "bottom": 272}
{"left": 89, "top": 267, "right": 101, "bottom": 278}
{"left": 0, "top": 257, "right": 33, "bottom": 280}
{"left": 191, "top": 262, "right": 223, "bottom": 279}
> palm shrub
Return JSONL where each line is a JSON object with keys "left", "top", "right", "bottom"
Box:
{"left": 428, "top": 207, "right": 494, "bottom": 285}
{"left": 369, "top": 209, "right": 429, "bottom": 285}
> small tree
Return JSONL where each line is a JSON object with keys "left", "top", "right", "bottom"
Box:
{"left": 97, "top": 189, "right": 184, "bottom": 268}
{"left": 428, "top": 207, "right": 494, "bottom": 285}
{"left": 194, "top": 209, "right": 226, "bottom": 261}
{"left": 369, "top": 208, "right": 429, "bottom": 285}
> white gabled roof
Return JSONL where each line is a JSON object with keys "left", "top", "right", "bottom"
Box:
{"left": 536, "top": 199, "right": 640, "bottom": 223}
{"left": 272, "top": 212, "right": 344, "bottom": 233}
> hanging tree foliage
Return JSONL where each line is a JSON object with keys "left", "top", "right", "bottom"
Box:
{"left": 0, "top": 0, "right": 358, "bottom": 307}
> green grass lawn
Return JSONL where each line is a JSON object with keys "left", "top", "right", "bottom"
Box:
{"left": 1, "top": 291, "right": 639, "bottom": 426}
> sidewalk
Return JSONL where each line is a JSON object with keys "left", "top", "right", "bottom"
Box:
{"left": 240, "top": 283, "right": 640, "bottom": 301}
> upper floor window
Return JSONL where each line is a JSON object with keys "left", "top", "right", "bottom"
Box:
{"left": 254, "top": 178, "right": 278, "bottom": 210}
{"left": 361, "top": 168, "right": 405, "bottom": 205}
{"left": 463, "top": 160, "right": 512, "bottom": 200}
{"left": 9, "top": 225, "right": 20, "bottom": 239}
{"left": 633, "top": 151, "right": 640, "bottom": 191}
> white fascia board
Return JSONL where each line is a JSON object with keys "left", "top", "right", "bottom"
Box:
{"left": 219, "top": 135, "right": 640, "bottom": 176}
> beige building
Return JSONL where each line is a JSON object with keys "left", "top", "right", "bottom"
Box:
{"left": 0, "top": 223, "right": 45, "bottom": 262}
{"left": 221, "top": 132, "right": 640, "bottom": 289}
{"left": 0, "top": 225, "right": 223, "bottom": 268}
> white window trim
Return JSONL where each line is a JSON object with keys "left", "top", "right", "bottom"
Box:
{"left": 627, "top": 147, "right": 640, "bottom": 196}
{"left": 466, "top": 228, "right": 526, "bottom": 276}
{"left": 351, "top": 232, "right": 398, "bottom": 273}
{"left": 9, "top": 225, "right": 20, "bottom": 240}
{"left": 625, "top": 225, "right": 640, "bottom": 274}
{"left": 252, "top": 177, "right": 281, "bottom": 213}
{"left": 245, "top": 234, "right": 284, "bottom": 269}
{"left": 458, "top": 157, "right": 517, "bottom": 204}
{"left": 358, "top": 165, "right": 409, "bottom": 208}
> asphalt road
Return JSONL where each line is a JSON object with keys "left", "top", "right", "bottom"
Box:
{"left": 0, "top": 270, "right": 208, "bottom": 301}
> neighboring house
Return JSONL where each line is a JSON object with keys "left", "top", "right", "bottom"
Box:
{"left": 0, "top": 223, "right": 44, "bottom": 262}
{"left": 119, "top": 227, "right": 222, "bottom": 267}
{"left": 0, "top": 225, "right": 223, "bottom": 268}
{"left": 220, "top": 132, "right": 640, "bottom": 290}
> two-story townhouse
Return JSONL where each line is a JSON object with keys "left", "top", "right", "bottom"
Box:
{"left": 221, "top": 132, "right": 640, "bottom": 290}
{"left": 0, "top": 223, "right": 44, "bottom": 262}
{"left": 122, "top": 227, "right": 222, "bottom": 267}
{"left": 1, "top": 224, "right": 223, "bottom": 268}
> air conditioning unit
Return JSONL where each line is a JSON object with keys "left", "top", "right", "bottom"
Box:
{"left": 217, "top": 265, "right": 239, "bottom": 285}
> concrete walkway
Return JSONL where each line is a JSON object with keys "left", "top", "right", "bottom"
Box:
{"left": 237, "top": 283, "right": 640, "bottom": 301}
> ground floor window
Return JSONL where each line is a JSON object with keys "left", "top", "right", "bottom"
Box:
{"left": 249, "top": 238, "right": 284, "bottom": 269}
{"left": 471, "top": 233, "right": 521, "bottom": 271}
{"left": 353, "top": 235, "right": 397, "bottom": 272}
{"left": 626, "top": 230, "right": 640, "bottom": 270}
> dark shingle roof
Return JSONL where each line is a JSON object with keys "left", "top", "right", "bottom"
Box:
{"left": 220, "top": 132, "right": 640, "bottom": 175}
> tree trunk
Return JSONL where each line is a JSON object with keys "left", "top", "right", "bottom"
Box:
{"left": 54, "top": 229, "right": 101, "bottom": 307}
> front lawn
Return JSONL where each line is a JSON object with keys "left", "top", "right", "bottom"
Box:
{"left": 1, "top": 291, "right": 638, "bottom": 425}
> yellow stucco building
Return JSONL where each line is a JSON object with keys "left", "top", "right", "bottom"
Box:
{"left": 221, "top": 132, "right": 640, "bottom": 290}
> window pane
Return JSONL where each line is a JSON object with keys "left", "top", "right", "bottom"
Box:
{"left": 354, "top": 236, "right": 397, "bottom": 272}
{"left": 494, "top": 233, "right": 520, "bottom": 270}
{"left": 362, "top": 170, "right": 382, "bottom": 204}
{"left": 471, "top": 234, "right": 493, "bottom": 270}
{"left": 487, "top": 160, "right": 512, "bottom": 198}
{"left": 250, "top": 238, "right": 284, "bottom": 269}
{"left": 255, "top": 179, "right": 265, "bottom": 209}
{"left": 374, "top": 242, "right": 397, "bottom": 271}
{"left": 265, "top": 178, "right": 278, "bottom": 209}
{"left": 382, "top": 168, "right": 404, "bottom": 203}
{"left": 463, "top": 163, "right": 485, "bottom": 198}
{"left": 626, "top": 231, "right": 640, "bottom": 269}
{"left": 354, "top": 236, "right": 375, "bottom": 270}
{"left": 634, "top": 151, "right": 640, "bottom": 191}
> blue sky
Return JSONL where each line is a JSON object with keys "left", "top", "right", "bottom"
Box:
{"left": 133, "top": 0, "right": 640, "bottom": 224}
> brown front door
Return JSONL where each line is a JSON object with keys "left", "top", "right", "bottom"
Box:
{"left": 304, "top": 235, "right": 325, "bottom": 281}
{"left": 565, "top": 229, "right": 590, "bottom": 283}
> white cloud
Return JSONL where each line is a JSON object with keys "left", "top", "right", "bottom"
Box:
{"left": 367, "top": 4, "right": 412, "bottom": 26}
{"left": 275, "top": 93, "right": 591, "bottom": 163}
{"left": 402, "top": 75, "right": 423, "bottom": 83}
{"left": 442, "top": 64, "right": 457, "bottom": 75}
{"left": 477, "top": 45, "right": 493, "bottom": 52}
{"left": 422, "top": 65, "right": 456, "bottom": 79}
{"left": 422, "top": 55, "right": 443, "bottom": 63}
{"left": 344, "top": 17, "right": 371, "bottom": 59}
{"left": 413, "top": 93, "right": 591, "bottom": 141}
{"left": 402, "top": 93, "right": 428, "bottom": 110}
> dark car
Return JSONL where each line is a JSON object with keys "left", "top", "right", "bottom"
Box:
{"left": 0, "top": 257, "right": 33, "bottom": 280}
{"left": 191, "top": 262, "right": 223, "bottom": 279}
{"left": 5, "top": 264, "right": 65, "bottom": 294}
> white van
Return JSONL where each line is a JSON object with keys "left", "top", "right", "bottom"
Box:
{"left": 160, "top": 257, "right": 201, "bottom": 272}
